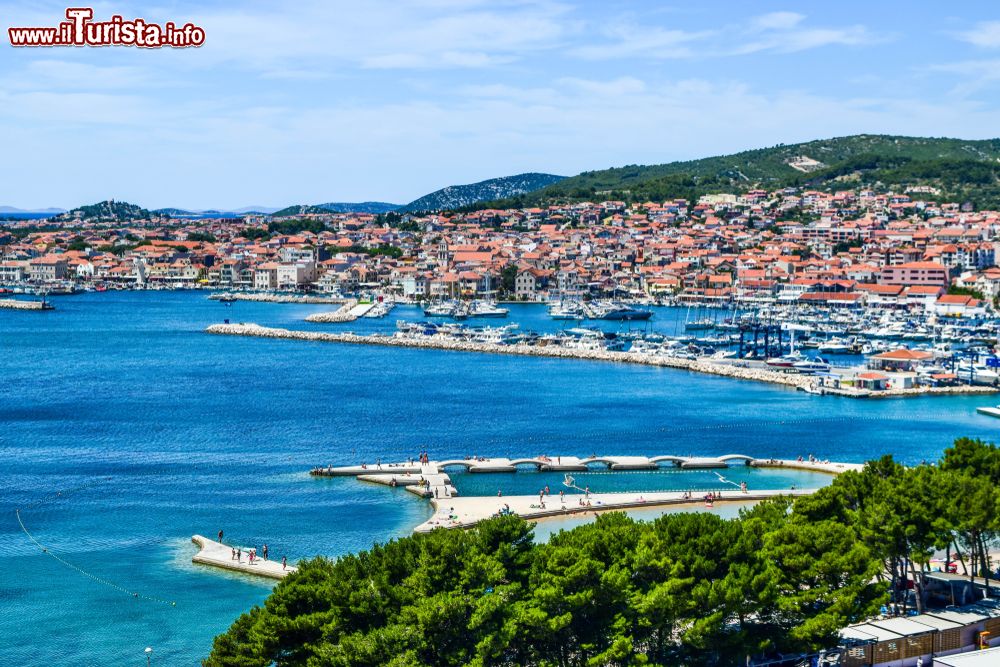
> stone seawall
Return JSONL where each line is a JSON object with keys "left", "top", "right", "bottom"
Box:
{"left": 206, "top": 322, "right": 812, "bottom": 388}
{"left": 0, "top": 298, "right": 53, "bottom": 310}
{"left": 204, "top": 323, "right": 999, "bottom": 398}
{"left": 304, "top": 299, "right": 359, "bottom": 323}
{"left": 208, "top": 293, "right": 347, "bottom": 304}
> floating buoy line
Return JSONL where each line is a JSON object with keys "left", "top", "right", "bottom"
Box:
{"left": 15, "top": 477, "right": 177, "bottom": 607}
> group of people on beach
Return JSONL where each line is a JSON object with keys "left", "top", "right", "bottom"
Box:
{"left": 219, "top": 530, "right": 288, "bottom": 570}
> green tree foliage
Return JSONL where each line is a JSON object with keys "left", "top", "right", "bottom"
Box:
{"left": 268, "top": 219, "right": 328, "bottom": 235}
{"left": 187, "top": 231, "right": 218, "bottom": 243}
{"left": 329, "top": 244, "right": 404, "bottom": 259}
{"left": 206, "top": 507, "right": 883, "bottom": 666}
{"left": 207, "top": 439, "right": 1000, "bottom": 666}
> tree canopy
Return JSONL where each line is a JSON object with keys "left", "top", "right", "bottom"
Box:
{"left": 206, "top": 438, "right": 1000, "bottom": 666}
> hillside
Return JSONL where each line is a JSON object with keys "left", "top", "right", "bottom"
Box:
{"left": 314, "top": 201, "right": 401, "bottom": 214}
{"left": 271, "top": 204, "right": 337, "bottom": 217}
{"left": 51, "top": 200, "right": 159, "bottom": 223}
{"left": 473, "top": 135, "right": 1000, "bottom": 209}
{"left": 401, "top": 172, "right": 565, "bottom": 212}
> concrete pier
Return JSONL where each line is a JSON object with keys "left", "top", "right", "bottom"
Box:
{"left": 311, "top": 456, "right": 863, "bottom": 532}
{"left": 0, "top": 298, "right": 53, "bottom": 310}
{"left": 415, "top": 488, "right": 813, "bottom": 533}
{"left": 206, "top": 323, "right": 999, "bottom": 398}
{"left": 191, "top": 535, "right": 296, "bottom": 580}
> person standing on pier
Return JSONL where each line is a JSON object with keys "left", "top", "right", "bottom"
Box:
{"left": 262, "top": 544, "right": 268, "bottom": 561}
{"left": 281, "top": 556, "right": 287, "bottom": 570}
{"left": 218, "top": 529, "right": 224, "bottom": 544}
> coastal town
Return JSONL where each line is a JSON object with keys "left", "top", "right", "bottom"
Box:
{"left": 9, "top": 185, "right": 1000, "bottom": 396}
{"left": 2, "top": 187, "right": 998, "bottom": 310}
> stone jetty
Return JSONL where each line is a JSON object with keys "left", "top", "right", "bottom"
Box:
{"left": 0, "top": 298, "right": 53, "bottom": 310}
{"left": 191, "top": 535, "right": 295, "bottom": 580}
{"left": 208, "top": 293, "right": 347, "bottom": 304}
{"left": 205, "top": 322, "right": 998, "bottom": 398}
{"left": 304, "top": 299, "right": 376, "bottom": 323}
{"left": 207, "top": 322, "right": 814, "bottom": 389}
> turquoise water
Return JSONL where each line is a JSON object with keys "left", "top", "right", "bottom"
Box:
{"left": 3, "top": 292, "right": 1000, "bottom": 664}
{"left": 446, "top": 466, "right": 832, "bottom": 497}
{"left": 531, "top": 500, "right": 755, "bottom": 543}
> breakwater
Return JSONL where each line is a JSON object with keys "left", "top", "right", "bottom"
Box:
{"left": 0, "top": 298, "right": 52, "bottom": 310}
{"left": 304, "top": 300, "right": 378, "bottom": 322}
{"left": 208, "top": 293, "right": 347, "bottom": 304}
{"left": 208, "top": 322, "right": 813, "bottom": 388}
{"left": 204, "top": 323, "right": 1000, "bottom": 398}
{"left": 304, "top": 299, "right": 360, "bottom": 322}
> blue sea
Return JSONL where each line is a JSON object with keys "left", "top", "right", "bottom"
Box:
{"left": 2, "top": 292, "right": 998, "bottom": 665}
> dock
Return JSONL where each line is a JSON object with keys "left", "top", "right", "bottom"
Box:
{"left": 311, "top": 456, "right": 863, "bottom": 532}
{"left": 206, "top": 323, "right": 999, "bottom": 399}
{"left": 208, "top": 293, "right": 348, "bottom": 304}
{"left": 0, "top": 298, "right": 53, "bottom": 310}
{"left": 191, "top": 535, "right": 296, "bottom": 580}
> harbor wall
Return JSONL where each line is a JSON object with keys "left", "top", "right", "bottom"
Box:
{"left": 0, "top": 298, "right": 52, "bottom": 310}
{"left": 205, "top": 323, "right": 999, "bottom": 399}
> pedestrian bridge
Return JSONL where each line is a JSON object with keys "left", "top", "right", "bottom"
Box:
{"left": 313, "top": 454, "right": 767, "bottom": 477}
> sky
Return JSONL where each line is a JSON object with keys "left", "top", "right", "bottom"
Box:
{"left": 1, "top": 0, "right": 1000, "bottom": 210}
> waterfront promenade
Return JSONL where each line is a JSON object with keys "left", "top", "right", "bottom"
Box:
{"left": 191, "top": 535, "right": 295, "bottom": 580}
{"left": 311, "top": 456, "right": 862, "bottom": 532}
{"left": 207, "top": 322, "right": 999, "bottom": 398}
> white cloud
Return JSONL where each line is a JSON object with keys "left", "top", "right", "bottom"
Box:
{"left": 571, "top": 25, "right": 710, "bottom": 60}
{"left": 956, "top": 21, "right": 1000, "bottom": 48}
{"left": 573, "top": 11, "right": 879, "bottom": 61}
{"left": 186, "top": 0, "right": 578, "bottom": 72}
{"left": 751, "top": 12, "right": 805, "bottom": 32}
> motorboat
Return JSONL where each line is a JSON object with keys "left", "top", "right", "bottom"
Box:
{"left": 956, "top": 364, "right": 1000, "bottom": 386}
{"left": 467, "top": 301, "right": 509, "bottom": 318}
{"left": 976, "top": 405, "right": 1000, "bottom": 418}
{"left": 584, "top": 301, "right": 653, "bottom": 321}
{"left": 792, "top": 357, "right": 831, "bottom": 374}
{"left": 765, "top": 352, "right": 805, "bottom": 369}
{"left": 548, "top": 301, "right": 585, "bottom": 320}
{"left": 818, "top": 337, "right": 852, "bottom": 354}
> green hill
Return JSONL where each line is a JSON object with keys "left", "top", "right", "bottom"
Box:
{"left": 402, "top": 172, "right": 565, "bottom": 212}
{"left": 270, "top": 204, "right": 336, "bottom": 217}
{"left": 471, "top": 135, "right": 1000, "bottom": 209}
{"left": 52, "top": 200, "right": 160, "bottom": 223}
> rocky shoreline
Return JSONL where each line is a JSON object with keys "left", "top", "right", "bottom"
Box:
{"left": 205, "top": 323, "right": 999, "bottom": 399}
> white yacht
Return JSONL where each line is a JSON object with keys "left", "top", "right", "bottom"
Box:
{"left": 818, "top": 337, "right": 852, "bottom": 354}
{"left": 792, "top": 357, "right": 831, "bottom": 374}
{"left": 468, "top": 301, "right": 509, "bottom": 318}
